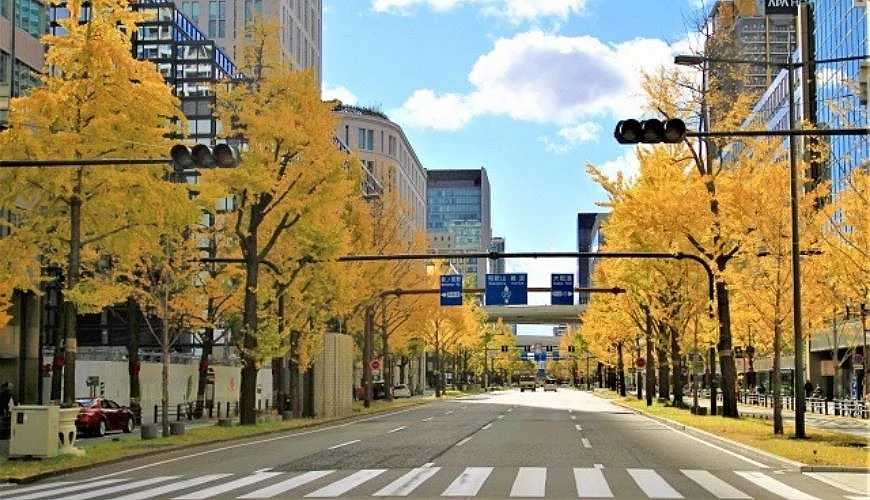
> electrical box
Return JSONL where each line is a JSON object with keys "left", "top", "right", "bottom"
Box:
{"left": 9, "top": 406, "right": 60, "bottom": 458}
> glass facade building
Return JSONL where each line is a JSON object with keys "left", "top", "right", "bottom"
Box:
{"left": 577, "top": 212, "right": 608, "bottom": 304}
{"left": 426, "top": 169, "right": 492, "bottom": 287}
{"left": 811, "top": 0, "right": 868, "bottom": 195}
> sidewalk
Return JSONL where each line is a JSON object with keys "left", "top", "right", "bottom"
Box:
{"left": 698, "top": 397, "right": 870, "bottom": 439}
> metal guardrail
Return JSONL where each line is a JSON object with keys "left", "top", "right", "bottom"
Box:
{"left": 719, "top": 392, "right": 869, "bottom": 419}
{"left": 152, "top": 398, "right": 272, "bottom": 424}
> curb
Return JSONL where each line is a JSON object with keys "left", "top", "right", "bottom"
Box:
{"left": 608, "top": 399, "right": 807, "bottom": 469}
{"left": 1, "top": 398, "right": 436, "bottom": 484}
{"left": 800, "top": 465, "right": 870, "bottom": 473}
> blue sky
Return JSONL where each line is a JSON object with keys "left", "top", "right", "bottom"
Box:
{"left": 322, "top": 0, "right": 706, "bottom": 333}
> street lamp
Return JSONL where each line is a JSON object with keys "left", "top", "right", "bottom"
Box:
{"left": 674, "top": 51, "right": 869, "bottom": 438}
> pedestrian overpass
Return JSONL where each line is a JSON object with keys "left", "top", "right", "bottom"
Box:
{"left": 483, "top": 304, "right": 587, "bottom": 325}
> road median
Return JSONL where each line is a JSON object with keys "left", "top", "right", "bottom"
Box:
{"left": 0, "top": 396, "right": 438, "bottom": 483}
{"left": 595, "top": 390, "right": 868, "bottom": 470}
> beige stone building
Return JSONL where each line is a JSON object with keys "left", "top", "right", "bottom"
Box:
{"left": 177, "top": 0, "right": 321, "bottom": 83}
{"left": 333, "top": 105, "right": 427, "bottom": 236}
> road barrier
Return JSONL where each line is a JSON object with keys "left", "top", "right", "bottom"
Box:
{"left": 152, "top": 398, "right": 272, "bottom": 424}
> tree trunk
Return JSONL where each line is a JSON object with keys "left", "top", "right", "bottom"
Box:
{"left": 363, "top": 307, "right": 374, "bottom": 408}
{"left": 434, "top": 347, "right": 442, "bottom": 398}
{"left": 51, "top": 304, "right": 64, "bottom": 402}
{"left": 772, "top": 321, "right": 784, "bottom": 434}
{"left": 617, "top": 342, "right": 626, "bottom": 397}
{"left": 671, "top": 326, "right": 684, "bottom": 407}
{"left": 127, "top": 298, "right": 141, "bottom": 422}
{"left": 196, "top": 327, "right": 213, "bottom": 417}
{"left": 832, "top": 312, "right": 841, "bottom": 399}
{"left": 715, "top": 280, "right": 739, "bottom": 417}
{"left": 657, "top": 339, "right": 670, "bottom": 400}
{"left": 62, "top": 187, "right": 82, "bottom": 407}
{"left": 272, "top": 294, "right": 287, "bottom": 412}
{"left": 289, "top": 329, "right": 301, "bottom": 417}
{"left": 240, "top": 228, "right": 260, "bottom": 426}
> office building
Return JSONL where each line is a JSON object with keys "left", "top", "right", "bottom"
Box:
{"left": 810, "top": 0, "right": 868, "bottom": 195}
{"left": 577, "top": 212, "right": 609, "bottom": 304}
{"left": 1, "top": 0, "right": 45, "bottom": 124}
{"left": 708, "top": 0, "right": 798, "bottom": 92}
{"left": 427, "top": 169, "right": 492, "bottom": 287}
{"left": 177, "top": 0, "right": 321, "bottom": 84}
{"left": 489, "top": 236, "right": 506, "bottom": 274}
{"left": 334, "top": 104, "right": 426, "bottom": 234}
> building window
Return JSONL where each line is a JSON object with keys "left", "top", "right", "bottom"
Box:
{"left": 181, "top": 0, "right": 199, "bottom": 24}
{"left": 208, "top": 0, "right": 225, "bottom": 37}
{"left": 388, "top": 135, "right": 397, "bottom": 156}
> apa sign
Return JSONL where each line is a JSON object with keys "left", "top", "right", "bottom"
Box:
{"left": 764, "top": 0, "right": 799, "bottom": 15}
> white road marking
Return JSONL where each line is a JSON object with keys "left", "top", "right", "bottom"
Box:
{"left": 682, "top": 470, "right": 751, "bottom": 499}
{"left": 455, "top": 437, "right": 473, "bottom": 447}
{"left": 101, "top": 406, "right": 423, "bottom": 478}
{"left": 507, "top": 408, "right": 513, "bottom": 413}
{"left": 423, "top": 463, "right": 436, "bottom": 468}
{"left": 445, "top": 410, "right": 454, "bottom": 415}
{"left": 734, "top": 471, "right": 821, "bottom": 500}
{"left": 239, "top": 471, "right": 335, "bottom": 498}
{"left": 574, "top": 467, "right": 613, "bottom": 498}
{"left": 327, "top": 439, "right": 360, "bottom": 450}
{"left": 388, "top": 426, "right": 407, "bottom": 433}
{"left": 174, "top": 473, "right": 283, "bottom": 499}
{"left": 4, "top": 479, "right": 127, "bottom": 500}
{"left": 662, "top": 423, "right": 770, "bottom": 469}
{"left": 805, "top": 472, "right": 870, "bottom": 495}
{"left": 113, "top": 475, "right": 232, "bottom": 500}
{"left": 481, "top": 423, "right": 492, "bottom": 430}
{"left": 571, "top": 415, "right": 577, "bottom": 421}
{"left": 422, "top": 417, "right": 433, "bottom": 422}
{"left": 627, "top": 469, "right": 684, "bottom": 499}
{"left": 373, "top": 467, "right": 441, "bottom": 496}
{"left": 594, "top": 464, "right": 604, "bottom": 470}
{"left": 0, "top": 482, "right": 76, "bottom": 498}
{"left": 581, "top": 438, "right": 592, "bottom": 448}
{"left": 575, "top": 424, "right": 583, "bottom": 431}
{"left": 497, "top": 415, "right": 505, "bottom": 419}
{"left": 845, "top": 496, "right": 870, "bottom": 500}
{"left": 305, "top": 469, "right": 387, "bottom": 498}
{"left": 441, "top": 467, "right": 493, "bottom": 497}
{"left": 510, "top": 467, "right": 547, "bottom": 497}
{"left": 64, "top": 477, "right": 177, "bottom": 500}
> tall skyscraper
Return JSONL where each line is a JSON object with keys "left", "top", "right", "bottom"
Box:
{"left": 708, "top": 0, "right": 798, "bottom": 92}
{"left": 1, "top": 0, "right": 45, "bottom": 124}
{"left": 577, "top": 212, "right": 608, "bottom": 304}
{"left": 333, "top": 104, "right": 427, "bottom": 235}
{"left": 489, "top": 236, "right": 506, "bottom": 274}
{"left": 177, "top": 0, "right": 321, "bottom": 84}
{"left": 426, "top": 169, "right": 492, "bottom": 287}
{"left": 810, "top": 0, "right": 868, "bottom": 196}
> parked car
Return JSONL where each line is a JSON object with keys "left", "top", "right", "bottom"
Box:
{"left": 75, "top": 398, "right": 136, "bottom": 437}
{"left": 393, "top": 384, "right": 412, "bottom": 398}
{"left": 543, "top": 378, "right": 558, "bottom": 392}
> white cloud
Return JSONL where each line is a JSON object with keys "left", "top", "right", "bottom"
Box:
{"left": 594, "top": 150, "right": 640, "bottom": 181}
{"left": 391, "top": 30, "right": 690, "bottom": 132}
{"left": 540, "top": 121, "right": 601, "bottom": 154}
{"left": 372, "top": 0, "right": 587, "bottom": 23}
{"left": 322, "top": 81, "right": 358, "bottom": 105}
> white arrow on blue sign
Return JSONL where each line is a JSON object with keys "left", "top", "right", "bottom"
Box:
{"left": 551, "top": 273, "right": 574, "bottom": 305}
{"left": 440, "top": 275, "right": 463, "bottom": 306}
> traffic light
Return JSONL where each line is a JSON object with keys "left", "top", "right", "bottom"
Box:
{"left": 614, "top": 118, "right": 687, "bottom": 144}
{"left": 545, "top": 345, "right": 553, "bottom": 352}
{"left": 568, "top": 346, "right": 576, "bottom": 353}
{"left": 501, "top": 345, "right": 508, "bottom": 353}
{"left": 523, "top": 345, "right": 531, "bottom": 352}
{"left": 170, "top": 143, "right": 240, "bottom": 171}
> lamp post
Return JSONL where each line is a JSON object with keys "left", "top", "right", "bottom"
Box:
{"left": 674, "top": 51, "right": 869, "bottom": 439}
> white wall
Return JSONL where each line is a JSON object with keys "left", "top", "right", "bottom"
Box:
{"left": 46, "top": 360, "right": 272, "bottom": 416}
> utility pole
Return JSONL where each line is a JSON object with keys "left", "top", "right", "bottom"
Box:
{"left": 645, "top": 307, "right": 654, "bottom": 407}
{"left": 709, "top": 345, "right": 717, "bottom": 416}
{"left": 363, "top": 306, "right": 374, "bottom": 408}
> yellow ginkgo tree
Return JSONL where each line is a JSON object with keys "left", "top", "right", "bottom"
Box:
{"left": 0, "top": 0, "right": 183, "bottom": 405}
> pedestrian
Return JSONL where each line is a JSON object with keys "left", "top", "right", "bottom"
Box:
{"left": 804, "top": 380, "right": 814, "bottom": 398}
{"left": 0, "top": 383, "right": 14, "bottom": 417}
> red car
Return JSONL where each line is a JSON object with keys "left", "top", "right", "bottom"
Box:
{"left": 75, "top": 398, "right": 136, "bottom": 437}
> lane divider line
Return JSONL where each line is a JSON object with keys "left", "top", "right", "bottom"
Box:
{"left": 327, "top": 439, "right": 361, "bottom": 450}
{"left": 455, "top": 437, "right": 473, "bottom": 447}
{"left": 387, "top": 426, "right": 406, "bottom": 434}
{"left": 575, "top": 424, "right": 583, "bottom": 431}
{"left": 422, "top": 417, "right": 433, "bottom": 422}
{"left": 481, "top": 423, "right": 492, "bottom": 430}
{"left": 581, "top": 438, "right": 592, "bottom": 449}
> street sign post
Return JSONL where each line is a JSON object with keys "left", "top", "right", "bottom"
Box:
{"left": 370, "top": 359, "right": 381, "bottom": 372}
{"left": 635, "top": 357, "right": 646, "bottom": 369}
{"left": 485, "top": 273, "right": 528, "bottom": 305}
{"left": 551, "top": 273, "right": 574, "bottom": 305}
{"left": 440, "top": 275, "right": 463, "bottom": 306}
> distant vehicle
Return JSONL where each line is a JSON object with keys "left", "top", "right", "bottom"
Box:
{"left": 75, "top": 398, "right": 136, "bottom": 437}
{"left": 543, "top": 378, "right": 558, "bottom": 392}
{"left": 519, "top": 375, "right": 537, "bottom": 392}
{"left": 393, "top": 384, "right": 412, "bottom": 398}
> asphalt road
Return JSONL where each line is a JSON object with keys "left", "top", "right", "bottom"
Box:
{"left": 1, "top": 390, "right": 867, "bottom": 499}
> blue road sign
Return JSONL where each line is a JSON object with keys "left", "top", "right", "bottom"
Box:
{"left": 551, "top": 273, "right": 574, "bottom": 305}
{"left": 440, "top": 275, "right": 463, "bottom": 306}
{"left": 485, "top": 273, "right": 528, "bottom": 305}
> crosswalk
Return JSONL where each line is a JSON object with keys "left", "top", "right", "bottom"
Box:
{"left": 0, "top": 467, "right": 850, "bottom": 499}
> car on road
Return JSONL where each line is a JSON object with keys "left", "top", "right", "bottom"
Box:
{"left": 393, "top": 384, "right": 412, "bottom": 398}
{"left": 75, "top": 398, "right": 136, "bottom": 437}
{"left": 543, "top": 378, "right": 558, "bottom": 392}
{"left": 519, "top": 375, "right": 537, "bottom": 392}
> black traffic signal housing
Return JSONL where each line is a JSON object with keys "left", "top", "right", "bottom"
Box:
{"left": 171, "top": 143, "right": 240, "bottom": 172}
{"left": 614, "top": 118, "right": 687, "bottom": 144}
{"left": 523, "top": 345, "right": 531, "bottom": 353}
{"left": 568, "top": 345, "right": 576, "bottom": 353}
{"left": 501, "top": 345, "right": 508, "bottom": 353}
{"left": 545, "top": 345, "right": 553, "bottom": 352}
